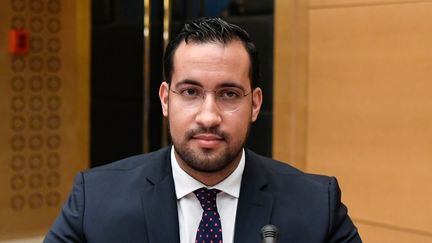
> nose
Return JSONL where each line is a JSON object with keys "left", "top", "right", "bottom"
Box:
{"left": 195, "top": 93, "right": 222, "bottom": 128}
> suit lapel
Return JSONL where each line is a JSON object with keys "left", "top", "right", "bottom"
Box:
{"left": 234, "top": 150, "right": 274, "bottom": 243}
{"left": 140, "top": 148, "right": 180, "bottom": 243}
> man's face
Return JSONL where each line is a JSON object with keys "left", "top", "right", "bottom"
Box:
{"left": 159, "top": 40, "right": 262, "bottom": 174}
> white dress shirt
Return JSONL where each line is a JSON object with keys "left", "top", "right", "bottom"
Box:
{"left": 171, "top": 146, "right": 245, "bottom": 243}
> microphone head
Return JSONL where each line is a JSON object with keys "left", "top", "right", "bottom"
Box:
{"left": 260, "top": 224, "right": 279, "bottom": 241}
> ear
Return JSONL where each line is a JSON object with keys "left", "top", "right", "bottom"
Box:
{"left": 159, "top": 81, "right": 169, "bottom": 117}
{"left": 251, "top": 87, "right": 262, "bottom": 122}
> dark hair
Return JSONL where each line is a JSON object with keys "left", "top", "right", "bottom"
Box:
{"left": 163, "top": 17, "right": 260, "bottom": 88}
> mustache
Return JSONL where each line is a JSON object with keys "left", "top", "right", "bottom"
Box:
{"left": 185, "top": 127, "right": 229, "bottom": 141}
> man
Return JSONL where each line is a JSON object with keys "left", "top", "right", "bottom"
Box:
{"left": 45, "top": 17, "right": 361, "bottom": 243}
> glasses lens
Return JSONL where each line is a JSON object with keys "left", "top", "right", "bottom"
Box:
{"left": 171, "top": 86, "right": 202, "bottom": 109}
{"left": 216, "top": 87, "right": 245, "bottom": 111}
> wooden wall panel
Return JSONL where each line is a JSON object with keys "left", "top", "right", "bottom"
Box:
{"left": 307, "top": 1, "right": 432, "bottom": 240}
{"left": 273, "top": 0, "right": 309, "bottom": 169}
{"left": 309, "top": 0, "right": 432, "bottom": 8}
{"left": 0, "top": 0, "right": 89, "bottom": 240}
{"left": 357, "top": 221, "right": 432, "bottom": 243}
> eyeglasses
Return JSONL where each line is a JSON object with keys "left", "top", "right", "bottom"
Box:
{"left": 169, "top": 85, "right": 252, "bottom": 112}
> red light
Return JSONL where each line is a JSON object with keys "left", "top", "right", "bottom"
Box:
{"left": 9, "top": 30, "right": 29, "bottom": 54}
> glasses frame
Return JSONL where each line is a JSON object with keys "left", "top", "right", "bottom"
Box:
{"left": 169, "top": 86, "right": 253, "bottom": 112}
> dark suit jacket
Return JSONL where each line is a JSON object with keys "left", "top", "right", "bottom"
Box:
{"left": 44, "top": 146, "right": 361, "bottom": 242}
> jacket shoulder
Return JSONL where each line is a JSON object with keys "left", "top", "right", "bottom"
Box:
{"left": 245, "top": 149, "right": 332, "bottom": 185}
{"left": 83, "top": 146, "right": 171, "bottom": 175}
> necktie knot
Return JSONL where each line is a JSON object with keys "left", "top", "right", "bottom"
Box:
{"left": 194, "top": 188, "right": 220, "bottom": 212}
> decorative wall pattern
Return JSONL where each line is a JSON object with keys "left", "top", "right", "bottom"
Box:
{"left": 1, "top": 0, "right": 89, "bottom": 239}
{"left": 8, "top": 0, "right": 63, "bottom": 212}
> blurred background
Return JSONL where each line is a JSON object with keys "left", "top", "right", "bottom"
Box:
{"left": 0, "top": 0, "right": 431, "bottom": 242}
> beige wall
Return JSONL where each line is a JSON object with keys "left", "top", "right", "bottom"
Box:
{"left": 274, "top": 0, "right": 432, "bottom": 242}
{"left": 0, "top": 0, "right": 89, "bottom": 240}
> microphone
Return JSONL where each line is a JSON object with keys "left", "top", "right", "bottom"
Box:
{"left": 260, "top": 224, "right": 279, "bottom": 243}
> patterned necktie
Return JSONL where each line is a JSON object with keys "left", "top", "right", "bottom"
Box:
{"left": 194, "top": 188, "right": 223, "bottom": 243}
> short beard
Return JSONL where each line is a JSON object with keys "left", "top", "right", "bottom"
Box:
{"left": 172, "top": 126, "right": 247, "bottom": 173}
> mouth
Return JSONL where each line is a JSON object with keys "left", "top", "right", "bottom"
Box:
{"left": 191, "top": 133, "right": 224, "bottom": 148}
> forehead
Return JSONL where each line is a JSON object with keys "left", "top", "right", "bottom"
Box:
{"left": 172, "top": 40, "right": 251, "bottom": 88}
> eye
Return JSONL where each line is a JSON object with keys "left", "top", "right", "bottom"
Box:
{"left": 179, "top": 87, "right": 201, "bottom": 97}
{"left": 218, "top": 88, "right": 242, "bottom": 99}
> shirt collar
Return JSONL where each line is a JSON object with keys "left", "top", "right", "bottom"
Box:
{"left": 171, "top": 146, "right": 245, "bottom": 200}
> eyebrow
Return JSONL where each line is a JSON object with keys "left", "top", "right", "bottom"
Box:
{"left": 174, "top": 79, "right": 202, "bottom": 88}
{"left": 174, "top": 79, "right": 246, "bottom": 91}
